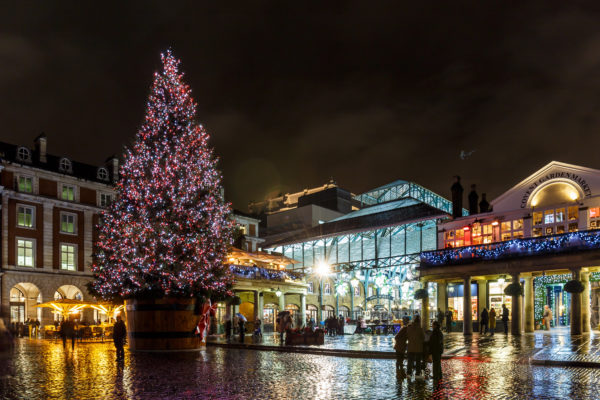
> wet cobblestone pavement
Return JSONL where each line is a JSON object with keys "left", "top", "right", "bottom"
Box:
{"left": 3, "top": 337, "right": 600, "bottom": 399}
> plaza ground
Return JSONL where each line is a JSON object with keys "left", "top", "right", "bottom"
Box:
{"left": 3, "top": 329, "right": 600, "bottom": 399}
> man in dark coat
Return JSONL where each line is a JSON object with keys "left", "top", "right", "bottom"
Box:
{"left": 429, "top": 321, "right": 444, "bottom": 381}
{"left": 501, "top": 304, "right": 509, "bottom": 334}
{"left": 113, "top": 315, "right": 127, "bottom": 361}
{"left": 436, "top": 308, "right": 444, "bottom": 326}
{"left": 394, "top": 316, "right": 410, "bottom": 374}
{"left": 480, "top": 307, "right": 489, "bottom": 334}
{"left": 445, "top": 310, "right": 453, "bottom": 333}
{"left": 60, "top": 318, "right": 76, "bottom": 350}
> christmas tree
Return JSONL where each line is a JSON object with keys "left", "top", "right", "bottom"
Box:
{"left": 91, "top": 50, "right": 234, "bottom": 301}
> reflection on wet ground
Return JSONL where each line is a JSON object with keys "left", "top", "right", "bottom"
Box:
{"left": 2, "top": 338, "right": 600, "bottom": 399}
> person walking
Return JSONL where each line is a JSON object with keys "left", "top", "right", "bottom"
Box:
{"left": 480, "top": 307, "right": 489, "bottom": 335}
{"left": 489, "top": 307, "right": 497, "bottom": 336}
{"left": 501, "top": 304, "right": 509, "bottom": 334}
{"left": 436, "top": 308, "right": 444, "bottom": 326}
{"left": 394, "top": 316, "right": 410, "bottom": 374}
{"left": 406, "top": 315, "right": 425, "bottom": 379}
{"left": 338, "top": 314, "right": 345, "bottom": 335}
{"left": 60, "top": 318, "right": 75, "bottom": 350}
{"left": 543, "top": 305, "right": 552, "bottom": 331}
{"left": 113, "top": 315, "right": 127, "bottom": 361}
{"left": 238, "top": 316, "right": 245, "bottom": 344}
{"left": 445, "top": 309, "right": 453, "bottom": 333}
{"left": 224, "top": 312, "right": 232, "bottom": 342}
{"left": 429, "top": 321, "right": 444, "bottom": 381}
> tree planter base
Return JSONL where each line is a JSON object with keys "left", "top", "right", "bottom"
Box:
{"left": 125, "top": 298, "right": 203, "bottom": 351}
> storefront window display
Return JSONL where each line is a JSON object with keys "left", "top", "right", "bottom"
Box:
{"left": 447, "top": 283, "right": 478, "bottom": 321}
{"left": 488, "top": 282, "right": 512, "bottom": 314}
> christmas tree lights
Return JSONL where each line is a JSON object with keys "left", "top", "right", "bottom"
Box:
{"left": 91, "top": 50, "right": 233, "bottom": 301}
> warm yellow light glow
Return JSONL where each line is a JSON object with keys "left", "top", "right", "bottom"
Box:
{"left": 315, "top": 261, "right": 330, "bottom": 276}
{"left": 569, "top": 191, "right": 578, "bottom": 201}
{"left": 531, "top": 198, "right": 538, "bottom": 207}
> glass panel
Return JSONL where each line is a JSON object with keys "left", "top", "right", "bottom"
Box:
{"left": 512, "top": 231, "right": 524, "bottom": 239}
{"left": 533, "top": 212, "right": 542, "bottom": 225}
{"left": 555, "top": 208, "right": 565, "bottom": 223}
{"left": 513, "top": 219, "right": 523, "bottom": 230}
{"left": 501, "top": 233, "right": 512, "bottom": 241}
{"left": 18, "top": 177, "right": 33, "bottom": 193}
{"left": 501, "top": 222, "right": 511, "bottom": 232}
{"left": 556, "top": 225, "right": 565, "bottom": 234}
{"left": 568, "top": 223, "right": 578, "bottom": 232}
{"left": 590, "top": 208, "right": 600, "bottom": 219}
{"left": 568, "top": 206, "right": 578, "bottom": 221}
{"left": 533, "top": 228, "right": 542, "bottom": 237}
{"left": 544, "top": 210, "right": 554, "bottom": 225}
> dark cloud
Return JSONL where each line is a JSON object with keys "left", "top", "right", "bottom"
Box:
{"left": 2, "top": 2, "right": 600, "bottom": 209}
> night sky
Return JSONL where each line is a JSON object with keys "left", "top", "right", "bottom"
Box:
{"left": 3, "top": 2, "right": 600, "bottom": 210}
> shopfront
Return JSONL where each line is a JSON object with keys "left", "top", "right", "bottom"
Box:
{"left": 447, "top": 283, "right": 478, "bottom": 322}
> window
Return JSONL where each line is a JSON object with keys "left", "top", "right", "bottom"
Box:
{"left": 307, "top": 282, "right": 314, "bottom": 294}
{"left": 324, "top": 282, "right": 331, "bottom": 295}
{"left": 533, "top": 212, "right": 542, "bottom": 225}
{"left": 368, "top": 286, "right": 374, "bottom": 297}
{"left": 17, "top": 239, "right": 34, "bottom": 267}
{"left": 17, "top": 205, "right": 34, "bottom": 228}
{"left": 60, "top": 244, "right": 76, "bottom": 271}
{"left": 61, "top": 185, "right": 75, "bottom": 201}
{"left": 354, "top": 285, "right": 360, "bottom": 297}
{"left": 100, "top": 193, "right": 112, "bottom": 207}
{"left": 544, "top": 210, "right": 554, "bottom": 225}
{"left": 590, "top": 208, "right": 600, "bottom": 229}
{"left": 569, "top": 223, "right": 578, "bottom": 232}
{"left": 500, "top": 219, "right": 523, "bottom": 241}
{"left": 60, "top": 213, "right": 76, "bottom": 234}
{"left": 97, "top": 167, "right": 109, "bottom": 181}
{"left": 568, "top": 206, "right": 578, "bottom": 221}
{"left": 17, "top": 176, "right": 33, "bottom": 193}
{"left": 17, "top": 147, "right": 31, "bottom": 162}
{"left": 555, "top": 208, "right": 565, "bottom": 223}
{"left": 59, "top": 158, "right": 72, "bottom": 173}
{"left": 533, "top": 227, "right": 542, "bottom": 237}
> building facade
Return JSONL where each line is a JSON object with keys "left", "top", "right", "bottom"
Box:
{"left": 420, "top": 161, "right": 600, "bottom": 334}
{"left": 1, "top": 134, "right": 117, "bottom": 326}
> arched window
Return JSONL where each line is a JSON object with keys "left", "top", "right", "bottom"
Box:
{"left": 97, "top": 167, "right": 109, "bottom": 181}
{"left": 17, "top": 147, "right": 31, "bottom": 163}
{"left": 59, "top": 158, "right": 72, "bottom": 173}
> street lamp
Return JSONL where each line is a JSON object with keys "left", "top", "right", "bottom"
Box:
{"left": 275, "top": 288, "right": 282, "bottom": 297}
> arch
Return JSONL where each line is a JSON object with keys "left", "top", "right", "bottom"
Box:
{"left": 55, "top": 284, "right": 83, "bottom": 301}
{"left": 9, "top": 282, "right": 42, "bottom": 323}
{"left": 338, "top": 305, "right": 350, "bottom": 319}
{"left": 322, "top": 305, "right": 335, "bottom": 319}
{"left": 529, "top": 180, "right": 582, "bottom": 208}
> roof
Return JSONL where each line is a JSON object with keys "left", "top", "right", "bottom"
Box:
{"left": 0, "top": 140, "right": 117, "bottom": 184}
{"left": 264, "top": 201, "right": 447, "bottom": 247}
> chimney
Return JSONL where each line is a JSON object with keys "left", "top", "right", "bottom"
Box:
{"left": 105, "top": 155, "right": 119, "bottom": 183}
{"left": 451, "top": 175, "right": 463, "bottom": 218}
{"left": 468, "top": 184, "right": 479, "bottom": 215}
{"left": 34, "top": 133, "right": 47, "bottom": 163}
{"left": 479, "top": 193, "right": 490, "bottom": 213}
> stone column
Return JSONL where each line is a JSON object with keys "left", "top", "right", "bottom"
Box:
{"left": 301, "top": 294, "right": 307, "bottom": 327}
{"left": 257, "top": 291, "right": 264, "bottom": 323}
{"left": 511, "top": 273, "right": 522, "bottom": 335}
{"left": 253, "top": 291, "right": 260, "bottom": 322}
{"left": 278, "top": 291, "right": 285, "bottom": 313}
{"left": 523, "top": 275, "right": 534, "bottom": 333}
{"left": 421, "top": 280, "right": 430, "bottom": 330}
{"left": 319, "top": 281, "right": 324, "bottom": 322}
{"left": 582, "top": 272, "right": 591, "bottom": 333}
{"left": 463, "top": 277, "right": 473, "bottom": 335}
{"left": 571, "top": 268, "right": 583, "bottom": 335}
{"left": 437, "top": 281, "right": 447, "bottom": 313}
{"left": 478, "top": 279, "right": 488, "bottom": 331}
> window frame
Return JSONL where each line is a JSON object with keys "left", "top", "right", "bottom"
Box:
{"left": 97, "top": 167, "right": 109, "bottom": 181}
{"left": 307, "top": 282, "right": 314, "bottom": 294}
{"left": 16, "top": 204, "right": 35, "bottom": 229}
{"left": 16, "top": 237, "right": 35, "bottom": 267}
{"left": 17, "top": 147, "right": 31, "bottom": 163}
{"left": 59, "top": 212, "right": 77, "bottom": 235}
{"left": 59, "top": 243, "right": 77, "bottom": 271}
{"left": 16, "top": 175, "right": 34, "bottom": 193}
{"left": 99, "top": 192, "right": 113, "bottom": 207}
{"left": 323, "top": 282, "right": 331, "bottom": 295}
{"left": 60, "top": 184, "right": 76, "bottom": 201}
{"left": 59, "top": 158, "right": 73, "bottom": 173}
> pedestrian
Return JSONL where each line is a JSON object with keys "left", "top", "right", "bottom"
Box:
{"left": 489, "top": 307, "right": 497, "bottom": 336}
{"left": 60, "top": 318, "right": 75, "bottom": 350}
{"left": 277, "top": 313, "right": 286, "bottom": 344}
{"left": 429, "top": 321, "right": 444, "bottom": 381}
{"left": 224, "top": 312, "right": 232, "bottom": 342}
{"left": 480, "top": 307, "right": 489, "bottom": 334}
{"left": 445, "top": 309, "right": 453, "bottom": 333}
{"left": 502, "top": 304, "right": 509, "bottom": 334}
{"left": 113, "top": 315, "right": 127, "bottom": 361}
{"left": 406, "top": 315, "right": 425, "bottom": 379}
{"left": 436, "top": 308, "right": 444, "bottom": 326}
{"left": 254, "top": 318, "right": 262, "bottom": 339}
{"left": 34, "top": 319, "right": 40, "bottom": 338}
{"left": 394, "top": 316, "right": 410, "bottom": 374}
{"left": 338, "top": 314, "right": 345, "bottom": 335}
{"left": 543, "top": 305, "right": 552, "bottom": 331}
{"left": 238, "top": 315, "right": 245, "bottom": 343}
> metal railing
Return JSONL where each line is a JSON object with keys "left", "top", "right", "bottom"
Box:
{"left": 229, "top": 264, "right": 304, "bottom": 282}
{"left": 421, "top": 229, "right": 600, "bottom": 266}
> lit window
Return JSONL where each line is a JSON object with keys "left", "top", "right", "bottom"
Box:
{"left": 17, "top": 206, "right": 34, "bottom": 228}
{"left": 533, "top": 212, "right": 542, "bottom": 225}
{"left": 59, "top": 158, "right": 72, "bottom": 173}
{"left": 100, "top": 193, "right": 112, "bottom": 207}
{"left": 589, "top": 208, "right": 600, "bottom": 229}
{"left": 368, "top": 286, "right": 374, "bottom": 297}
{"left": 307, "top": 282, "right": 314, "bottom": 294}
{"left": 354, "top": 285, "right": 360, "bottom": 296}
{"left": 324, "top": 282, "right": 331, "bottom": 295}
{"left": 568, "top": 206, "right": 578, "bottom": 221}
{"left": 501, "top": 221, "right": 512, "bottom": 232}
{"left": 532, "top": 228, "right": 542, "bottom": 237}
{"left": 17, "top": 147, "right": 31, "bottom": 162}
{"left": 545, "top": 226, "right": 554, "bottom": 235}
{"left": 17, "top": 176, "right": 33, "bottom": 193}
{"left": 590, "top": 208, "right": 600, "bottom": 219}
{"left": 569, "top": 223, "right": 578, "bottom": 232}
{"left": 61, "top": 185, "right": 75, "bottom": 201}
{"left": 17, "top": 239, "right": 34, "bottom": 267}
{"left": 513, "top": 219, "right": 523, "bottom": 230}
{"left": 60, "top": 244, "right": 76, "bottom": 271}
{"left": 556, "top": 225, "right": 565, "bottom": 234}
{"left": 60, "top": 213, "right": 76, "bottom": 234}
{"left": 97, "top": 167, "right": 109, "bottom": 181}
{"left": 544, "top": 210, "right": 554, "bottom": 225}
{"left": 555, "top": 208, "right": 565, "bottom": 223}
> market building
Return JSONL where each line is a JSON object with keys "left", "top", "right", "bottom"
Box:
{"left": 263, "top": 180, "right": 465, "bottom": 325}
{"left": 420, "top": 161, "right": 600, "bottom": 335}
{"left": 1, "top": 134, "right": 117, "bottom": 327}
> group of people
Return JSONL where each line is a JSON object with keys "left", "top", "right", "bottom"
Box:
{"left": 479, "top": 304, "right": 510, "bottom": 335}
{"left": 394, "top": 316, "right": 444, "bottom": 381}
{"left": 324, "top": 314, "right": 345, "bottom": 336}
{"left": 9, "top": 318, "right": 40, "bottom": 338}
